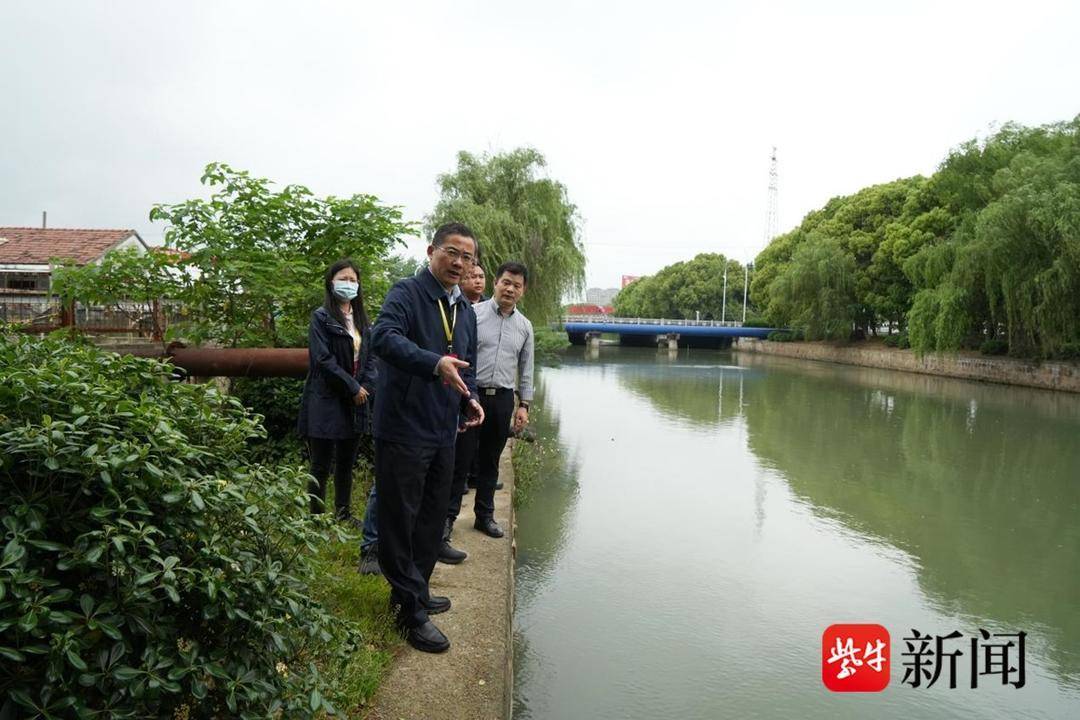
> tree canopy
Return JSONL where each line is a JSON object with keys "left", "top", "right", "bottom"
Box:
{"left": 426, "top": 148, "right": 586, "bottom": 324}
{"left": 612, "top": 253, "right": 750, "bottom": 321}
{"left": 751, "top": 116, "right": 1080, "bottom": 358}
{"left": 54, "top": 163, "right": 413, "bottom": 347}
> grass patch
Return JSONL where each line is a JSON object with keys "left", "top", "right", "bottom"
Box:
{"left": 304, "top": 460, "right": 403, "bottom": 716}
{"left": 510, "top": 396, "right": 562, "bottom": 510}
{"left": 511, "top": 433, "right": 543, "bottom": 509}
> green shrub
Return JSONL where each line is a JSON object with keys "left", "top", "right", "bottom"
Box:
{"left": 979, "top": 338, "right": 1009, "bottom": 355}
{"left": 0, "top": 334, "right": 358, "bottom": 719}
{"left": 533, "top": 326, "right": 570, "bottom": 366}
{"left": 1053, "top": 342, "right": 1080, "bottom": 361}
{"left": 741, "top": 315, "right": 771, "bottom": 328}
{"left": 883, "top": 331, "right": 910, "bottom": 349}
{"left": 231, "top": 377, "right": 306, "bottom": 464}
{"left": 766, "top": 329, "right": 804, "bottom": 342}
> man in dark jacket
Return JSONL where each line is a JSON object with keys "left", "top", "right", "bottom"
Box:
{"left": 371, "top": 222, "right": 485, "bottom": 653}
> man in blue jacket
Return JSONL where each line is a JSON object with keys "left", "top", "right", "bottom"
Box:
{"left": 371, "top": 222, "right": 485, "bottom": 653}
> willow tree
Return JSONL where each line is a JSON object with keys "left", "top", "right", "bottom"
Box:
{"left": 766, "top": 237, "right": 857, "bottom": 340}
{"left": 905, "top": 118, "right": 1080, "bottom": 357}
{"left": 426, "top": 148, "right": 586, "bottom": 324}
{"left": 908, "top": 150, "right": 1080, "bottom": 357}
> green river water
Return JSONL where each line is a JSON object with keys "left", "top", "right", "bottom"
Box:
{"left": 512, "top": 347, "right": 1080, "bottom": 719}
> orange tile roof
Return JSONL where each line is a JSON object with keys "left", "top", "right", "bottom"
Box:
{"left": 0, "top": 227, "right": 142, "bottom": 266}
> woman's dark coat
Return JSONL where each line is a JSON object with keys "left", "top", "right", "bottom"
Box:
{"left": 297, "top": 307, "right": 378, "bottom": 440}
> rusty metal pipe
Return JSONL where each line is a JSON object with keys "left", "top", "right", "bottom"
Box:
{"left": 169, "top": 347, "right": 309, "bottom": 378}
{"left": 119, "top": 344, "right": 310, "bottom": 378}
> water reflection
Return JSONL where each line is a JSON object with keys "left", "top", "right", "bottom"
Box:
{"left": 735, "top": 353, "right": 1080, "bottom": 684}
{"left": 514, "top": 348, "right": 1080, "bottom": 718}
{"left": 514, "top": 376, "right": 582, "bottom": 593}
{"left": 513, "top": 376, "right": 582, "bottom": 720}
{"left": 586, "top": 349, "right": 754, "bottom": 430}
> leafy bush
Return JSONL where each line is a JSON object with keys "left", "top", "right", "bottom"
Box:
{"left": 741, "top": 315, "right": 772, "bottom": 328}
{"left": 883, "top": 331, "right": 911, "bottom": 349}
{"left": 533, "top": 326, "right": 570, "bottom": 366}
{"left": 979, "top": 338, "right": 1009, "bottom": 355}
{"left": 0, "top": 334, "right": 358, "bottom": 718}
{"left": 766, "top": 329, "right": 804, "bottom": 342}
{"left": 1055, "top": 342, "right": 1080, "bottom": 360}
{"left": 230, "top": 377, "right": 306, "bottom": 464}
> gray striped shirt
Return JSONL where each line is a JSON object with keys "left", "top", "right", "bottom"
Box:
{"left": 474, "top": 299, "right": 534, "bottom": 402}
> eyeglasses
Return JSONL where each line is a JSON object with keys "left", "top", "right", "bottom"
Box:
{"left": 438, "top": 246, "right": 477, "bottom": 266}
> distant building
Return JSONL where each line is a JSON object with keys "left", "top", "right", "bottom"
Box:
{"left": 621, "top": 275, "right": 640, "bottom": 288}
{"left": 0, "top": 227, "right": 148, "bottom": 294}
{"left": 565, "top": 303, "right": 613, "bottom": 316}
{"left": 585, "top": 287, "right": 619, "bottom": 306}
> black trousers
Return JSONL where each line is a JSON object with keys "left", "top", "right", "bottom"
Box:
{"left": 308, "top": 436, "right": 360, "bottom": 518}
{"left": 446, "top": 423, "right": 480, "bottom": 528}
{"left": 473, "top": 389, "right": 515, "bottom": 521}
{"left": 375, "top": 439, "right": 455, "bottom": 628}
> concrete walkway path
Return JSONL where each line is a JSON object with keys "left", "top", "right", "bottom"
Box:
{"left": 369, "top": 446, "right": 515, "bottom": 720}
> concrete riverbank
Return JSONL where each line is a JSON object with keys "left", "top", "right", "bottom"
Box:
{"left": 369, "top": 446, "right": 516, "bottom": 720}
{"left": 734, "top": 338, "right": 1080, "bottom": 393}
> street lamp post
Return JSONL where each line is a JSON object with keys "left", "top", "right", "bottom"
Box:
{"left": 721, "top": 262, "right": 728, "bottom": 323}
{"left": 742, "top": 262, "right": 750, "bottom": 324}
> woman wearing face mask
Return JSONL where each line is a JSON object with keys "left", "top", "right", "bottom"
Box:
{"left": 297, "top": 258, "right": 377, "bottom": 524}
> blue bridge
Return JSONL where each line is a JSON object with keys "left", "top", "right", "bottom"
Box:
{"left": 562, "top": 316, "right": 777, "bottom": 349}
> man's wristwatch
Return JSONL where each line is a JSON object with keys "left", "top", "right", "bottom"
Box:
{"left": 519, "top": 401, "right": 530, "bottom": 411}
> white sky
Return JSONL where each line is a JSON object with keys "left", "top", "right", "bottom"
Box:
{"left": 2, "top": 0, "right": 1078, "bottom": 292}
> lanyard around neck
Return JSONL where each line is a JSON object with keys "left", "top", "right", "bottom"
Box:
{"left": 437, "top": 296, "right": 458, "bottom": 354}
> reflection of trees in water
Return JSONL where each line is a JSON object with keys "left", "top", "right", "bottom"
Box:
{"left": 741, "top": 356, "right": 1080, "bottom": 681}
{"left": 513, "top": 372, "right": 581, "bottom": 720}
{"left": 613, "top": 358, "right": 752, "bottom": 429}
{"left": 514, "top": 373, "right": 581, "bottom": 599}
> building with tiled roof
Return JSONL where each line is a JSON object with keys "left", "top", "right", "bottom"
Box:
{"left": 0, "top": 227, "right": 147, "bottom": 293}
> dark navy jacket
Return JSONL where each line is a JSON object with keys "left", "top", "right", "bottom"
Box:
{"left": 371, "top": 270, "right": 478, "bottom": 448}
{"left": 296, "top": 307, "right": 378, "bottom": 440}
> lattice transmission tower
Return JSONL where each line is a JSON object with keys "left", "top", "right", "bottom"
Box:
{"left": 763, "top": 146, "right": 779, "bottom": 245}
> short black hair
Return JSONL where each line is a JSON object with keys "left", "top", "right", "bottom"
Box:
{"left": 431, "top": 222, "right": 479, "bottom": 258}
{"left": 495, "top": 261, "right": 528, "bottom": 285}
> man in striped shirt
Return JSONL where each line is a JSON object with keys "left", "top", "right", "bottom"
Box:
{"left": 443, "top": 261, "right": 534, "bottom": 551}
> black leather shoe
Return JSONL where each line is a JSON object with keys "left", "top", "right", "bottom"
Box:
{"left": 357, "top": 544, "right": 381, "bottom": 575}
{"left": 405, "top": 621, "right": 450, "bottom": 653}
{"left": 437, "top": 541, "right": 467, "bottom": 564}
{"left": 474, "top": 517, "right": 504, "bottom": 538}
{"left": 423, "top": 595, "right": 451, "bottom": 615}
{"left": 494, "top": 481, "right": 504, "bottom": 490}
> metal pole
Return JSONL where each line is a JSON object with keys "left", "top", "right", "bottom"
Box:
{"left": 742, "top": 262, "right": 749, "bottom": 324}
{"left": 721, "top": 262, "right": 728, "bottom": 323}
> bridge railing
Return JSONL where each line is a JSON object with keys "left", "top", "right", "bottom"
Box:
{"left": 562, "top": 315, "right": 744, "bottom": 328}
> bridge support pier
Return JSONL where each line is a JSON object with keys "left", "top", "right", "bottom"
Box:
{"left": 586, "top": 332, "right": 602, "bottom": 350}
{"left": 657, "top": 333, "right": 679, "bottom": 351}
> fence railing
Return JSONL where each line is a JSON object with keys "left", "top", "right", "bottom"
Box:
{"left": 562, "top": 315, "right": 744, "bottom": 328}
{"left": 0, "top": 296, "right": 182, "bottom": 337}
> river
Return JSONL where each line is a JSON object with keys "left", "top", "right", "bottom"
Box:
{"left": 513, "top": 347, "right": 1080, "bottom": 719}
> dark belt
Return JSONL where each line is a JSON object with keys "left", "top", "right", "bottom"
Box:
{"left": 478, "top": 387, "right": 514, "bottom": 396}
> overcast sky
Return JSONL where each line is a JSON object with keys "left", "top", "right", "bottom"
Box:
{"left": 2, "top": 0, "right": 1078, "bottom": 291}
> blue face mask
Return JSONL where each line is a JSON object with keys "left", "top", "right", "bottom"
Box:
{"left": 333, "top": 280, "right": 358, "bottom": 301}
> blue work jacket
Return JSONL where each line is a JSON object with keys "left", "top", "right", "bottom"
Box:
{"left": 371, "top": 270, "right": 478, "bottom": 448}
{"left": 296, "top": 307, "right": 378, "bottom": 440}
